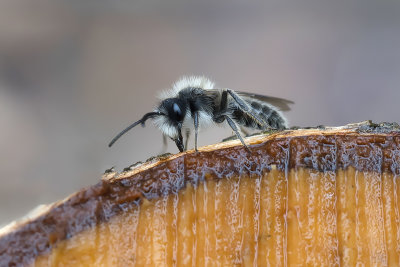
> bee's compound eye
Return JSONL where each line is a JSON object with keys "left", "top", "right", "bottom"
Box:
{"left": 173, "top": 103, "right": 183, "bottom": 121}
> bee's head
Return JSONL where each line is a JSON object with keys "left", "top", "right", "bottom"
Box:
{"left": 160, "top": 98, "right": 187, "bottom": 125}
{"left": 153, "top": 98, "right": 187, "bottom": 152}
{"left": 108, "top": 98, "right": 187, "bottom": 152}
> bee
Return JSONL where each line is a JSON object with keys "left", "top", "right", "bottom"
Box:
{"left": 108, "top": 76, "right": 293, "bottom": 152}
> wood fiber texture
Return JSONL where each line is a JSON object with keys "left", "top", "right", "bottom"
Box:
{"left": 1, "top": 122, "right": 400, "bottom": 266}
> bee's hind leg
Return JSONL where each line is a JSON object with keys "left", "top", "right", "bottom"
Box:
{"left": 222, "top": 134, "right": 237, "bottom": 142}
{"left": 222, "top": 127, "right": 249, "bottom": 142}
{"left": 224, "top": 115, "right": 251, "bottom": 153}
{"left": 185, "top": 129, "right": 190, "bottom": 151}
{"left": 225, "top": 89, "right": 272, "bottom": 130}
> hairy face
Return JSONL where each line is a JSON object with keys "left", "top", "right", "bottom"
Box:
{"left": 152, "top": 98, "right": 187, "bottom": 152}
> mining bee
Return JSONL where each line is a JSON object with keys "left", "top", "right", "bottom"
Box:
{"left": 109, "top": 76, "right": 293, "bottom": 152}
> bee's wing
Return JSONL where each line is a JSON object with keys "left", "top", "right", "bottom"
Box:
{"left": 236, "top": 91, "right": 294, "bottom": 111}
{"left": 205, "top": 89, "right": 294, "bottom": 111}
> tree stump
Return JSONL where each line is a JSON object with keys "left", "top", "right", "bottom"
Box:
{"left": 1, "top": 121, "right": 400, "bottom": 266}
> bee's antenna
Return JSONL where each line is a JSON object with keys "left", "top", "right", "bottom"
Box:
{"left": 108, "top": 112, "right": 164, "bottom": 147}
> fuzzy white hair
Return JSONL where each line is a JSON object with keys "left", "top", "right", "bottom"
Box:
{"left": 152, "top": 116, "right": 179, "bottom": 139}
{"left": 158, "top": 76, "right": 215, "bottom": 99}
{"left": 153, "top": 76, "right": 217, "bottom": 139}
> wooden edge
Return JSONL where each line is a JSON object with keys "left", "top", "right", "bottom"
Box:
{"left": 1, "top": 121, "right": 399, "bottom": 265}
{"left": 107, "top": 121, "right": 395, "bottom": 181}
{"left": 1, "top": 121, "right": 398, "bottom": 236}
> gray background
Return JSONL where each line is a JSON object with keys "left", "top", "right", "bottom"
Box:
{"left": 1, "top": 0, "right": 400, "bottom": 226}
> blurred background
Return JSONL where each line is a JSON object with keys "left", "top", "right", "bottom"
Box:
{"left": 1, "top": 0, "right": 400, "bottom": 226}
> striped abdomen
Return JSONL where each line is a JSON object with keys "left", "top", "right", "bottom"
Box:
{"left": 229, "top": 99, "right": 288, "bottom": 130}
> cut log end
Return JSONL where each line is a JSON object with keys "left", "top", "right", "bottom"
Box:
{"left": 1, "top": 121, "right": 400, "bottom": 266}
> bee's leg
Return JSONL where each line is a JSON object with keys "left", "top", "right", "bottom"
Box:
{"left": 220, "top": 90, "right": 228, "bottom": 111}
{"left": 185, "top": 129, "right": 190, "bottom": 151}
{"left": 194, "top": 112, "right": 199, "bottom": 151}
{"left": 226, "top": 89, "right": 272, "bottom": 130}
{"left": 221, "top": 135, "right": 238, "bottom": 142}
{"left": 213, "top": 91, "right": 228, "bottom": 123}
{"left": 161, "top": 134, "right": 168, "bottom": 153}
{"left": 225, "top": 116, "right": 251, "bottom": 153}
{"left": 174, "top": 129, "right": 184, "bottom": 152}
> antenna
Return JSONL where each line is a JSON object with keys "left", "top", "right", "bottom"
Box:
{"left": 108, "top": 112, "right": 164, "bottom": 147}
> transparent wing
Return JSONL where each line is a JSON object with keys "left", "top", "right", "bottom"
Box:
{"left": 237, "top": 92, "right": 294, "bottom": 111}
{"left": 204, "top": 89, "right": 294, "bottom": 111}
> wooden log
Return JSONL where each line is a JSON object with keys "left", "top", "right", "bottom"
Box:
{"left": 1, "top": 121, "right": 400, "bottom": 266}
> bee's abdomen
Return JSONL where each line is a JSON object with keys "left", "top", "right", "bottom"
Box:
{"left": 230, "top": 100, "right": 288, "bottom": 130}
